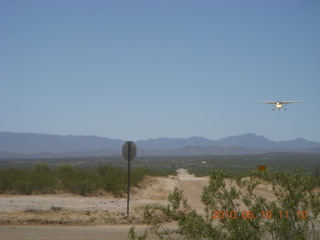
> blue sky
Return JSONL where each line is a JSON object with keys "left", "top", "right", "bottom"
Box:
{"left": 1, "top": 0, "right": 320, "bottom": 142}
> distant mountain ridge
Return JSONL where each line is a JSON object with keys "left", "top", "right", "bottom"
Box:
{"left": 136, "top": 136, "right": 214, "bottom": 150}
{"left": 0, "top": 132, "right": 124, "bottom": 154}
{"left": 136, "top": 133, "right": 320, "bottom": 150}
{"left": 0, "top": 132, "right": 319, "bottom": 158}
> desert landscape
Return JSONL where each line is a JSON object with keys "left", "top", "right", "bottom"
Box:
{"left": 0, "top": 168, "right": 283, "bottom": 240}
{"left": 2, "top": 0, "right": 320, "bottom": 238}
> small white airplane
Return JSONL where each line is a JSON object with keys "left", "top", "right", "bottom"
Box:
{"left": 256, "top": 100, "right": 303, "bottom": 111}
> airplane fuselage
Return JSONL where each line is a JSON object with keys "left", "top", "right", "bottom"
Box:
{"left": 275, "top": 102, "right": 283, "bottom": 109}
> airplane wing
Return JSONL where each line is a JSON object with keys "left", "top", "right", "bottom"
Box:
{"left": 256, "top": 101, "right": 277, "bottom": 104}
{"left": 256, "top": 101, "right": 303, "bottom": 104}
{"left": 281, "top": 101, "right": 303, "bottom": 104}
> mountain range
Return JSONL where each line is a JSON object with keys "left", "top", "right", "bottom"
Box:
{"left": 0, "top": 132, "right": 320, "bottom": 159}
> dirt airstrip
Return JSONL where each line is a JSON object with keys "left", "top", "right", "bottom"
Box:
{"left": 0, "top": 169, "right": 296, "bottom": 239}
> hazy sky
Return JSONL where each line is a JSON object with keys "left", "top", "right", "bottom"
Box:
{"left": 1, "top": 0, "right": 320, "bottom": 142}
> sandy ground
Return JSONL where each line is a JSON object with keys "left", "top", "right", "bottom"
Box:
{"left": 0, "top": 169, "right": 317, "bottom": 239}
{"left": 0, "top": 171, "right": 183, "bottom": 239}
{"left": 0, "top": 175, "right": 178, "bottom": 225}
{"left": 0, "top": 174, "right": 180, "bottom": 211}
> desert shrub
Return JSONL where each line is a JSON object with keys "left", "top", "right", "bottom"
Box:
{"left": 15, "top": 177, "right": 33, "bottom": 195}
{"left": 73, "top": 170, "right": 101, "bottom": 195}
{"left": 30, "top": 163, "right": 57, "bottom": 193}
{"left": 313, "top": 166, "right": 320, "bottom": 188}
{"left": 185, "top": 154, "right": 320, "bottom": 179}
{"left": 0, "top": 168, "right": 16, "bottom": 193}
{"left": 131, "top": 167, "right": 148, "bottom": 186}
{"left": 97, "top": 165, "right": 153, "bottom": 196}
{"left": 33, "top": 162, "right": 51, "bottom": 172}
{"left": 0, "top": 164, "right": 56, "bottom": 194}
{"left": 58, "top": 165, "right": 100, "bottom": 195}
{"left": 57, "top": 164, "right": 77, "bottom": 191}
{"left": 97, "top": 164, "right": 127, "bottom": 197}
{"left": 129, "top": 168, "right": 320, "bottom": 240}
{"left": 258, "top": 168, "right": 320, "bottom": 239}
{"left": 0, "top": 163, "right": 175, "bottom": 196}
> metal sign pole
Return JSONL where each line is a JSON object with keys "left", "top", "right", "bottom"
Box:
{"left": 127, "top": 142, "right": 131, "bottom": 215}
{"left": 122, "top": 141, "right": 136, "bottom": 216}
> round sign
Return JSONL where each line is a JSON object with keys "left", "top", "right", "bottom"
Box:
{"left": 122, "top": 141, "right": 137, "bottom": 161}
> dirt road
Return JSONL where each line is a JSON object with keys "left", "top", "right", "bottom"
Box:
{"left": 0, "top": 224, "right": 180, "bottom": 240}
{"left": 176, "top": 168, "right": 209, "bottom": 213}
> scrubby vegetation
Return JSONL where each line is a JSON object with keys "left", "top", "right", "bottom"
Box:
{"left": 184, "top": 154, "right": 320, "bottom": 188}
{"left": 184, "top": 154, "right": 320, "bottom": 177}
{"left": 129, "top": 168, "right": 320, "bottom": 240}
{"left": 0, "top": 154, "right": 319, "bottom": 196}
{"left": 0, "top": 163, "right": 173, "bottom": 196}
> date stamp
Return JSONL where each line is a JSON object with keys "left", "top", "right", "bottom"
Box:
{"left": 212, "top": 210, "right": 309, "bottom": 220}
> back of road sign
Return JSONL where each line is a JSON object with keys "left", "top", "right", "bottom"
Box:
{"left": 122, "top": 141, "right": 137, "bottom": 161}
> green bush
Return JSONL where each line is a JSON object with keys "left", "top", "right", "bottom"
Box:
{"left": 129, "top": 168, "right": 320, "bottom": 240}
{"left": 0, "top": 164, "right": 57, "bottom": 194}
{"left": 31, "top": 163, "right": 57, "bottom": 194}
{"left": 73, "top": 170, "right": 101, "bottom": 195}
{"left": 0, "top": 168, "right": 15, "bottom": 193}
{"left": 57, "top": 164, "right": 77, "bottom": 191}
{"left": 97, "top": 164, "right": 126, "bottom": 196}
{"left": 15, "top": 177, "right": 33, "bottom": 195}
{"left": 0, "top": 163, "right": 176, "bottom": 196}
{"left": 98, "top": 165, "right": 151, "bottom": 197}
